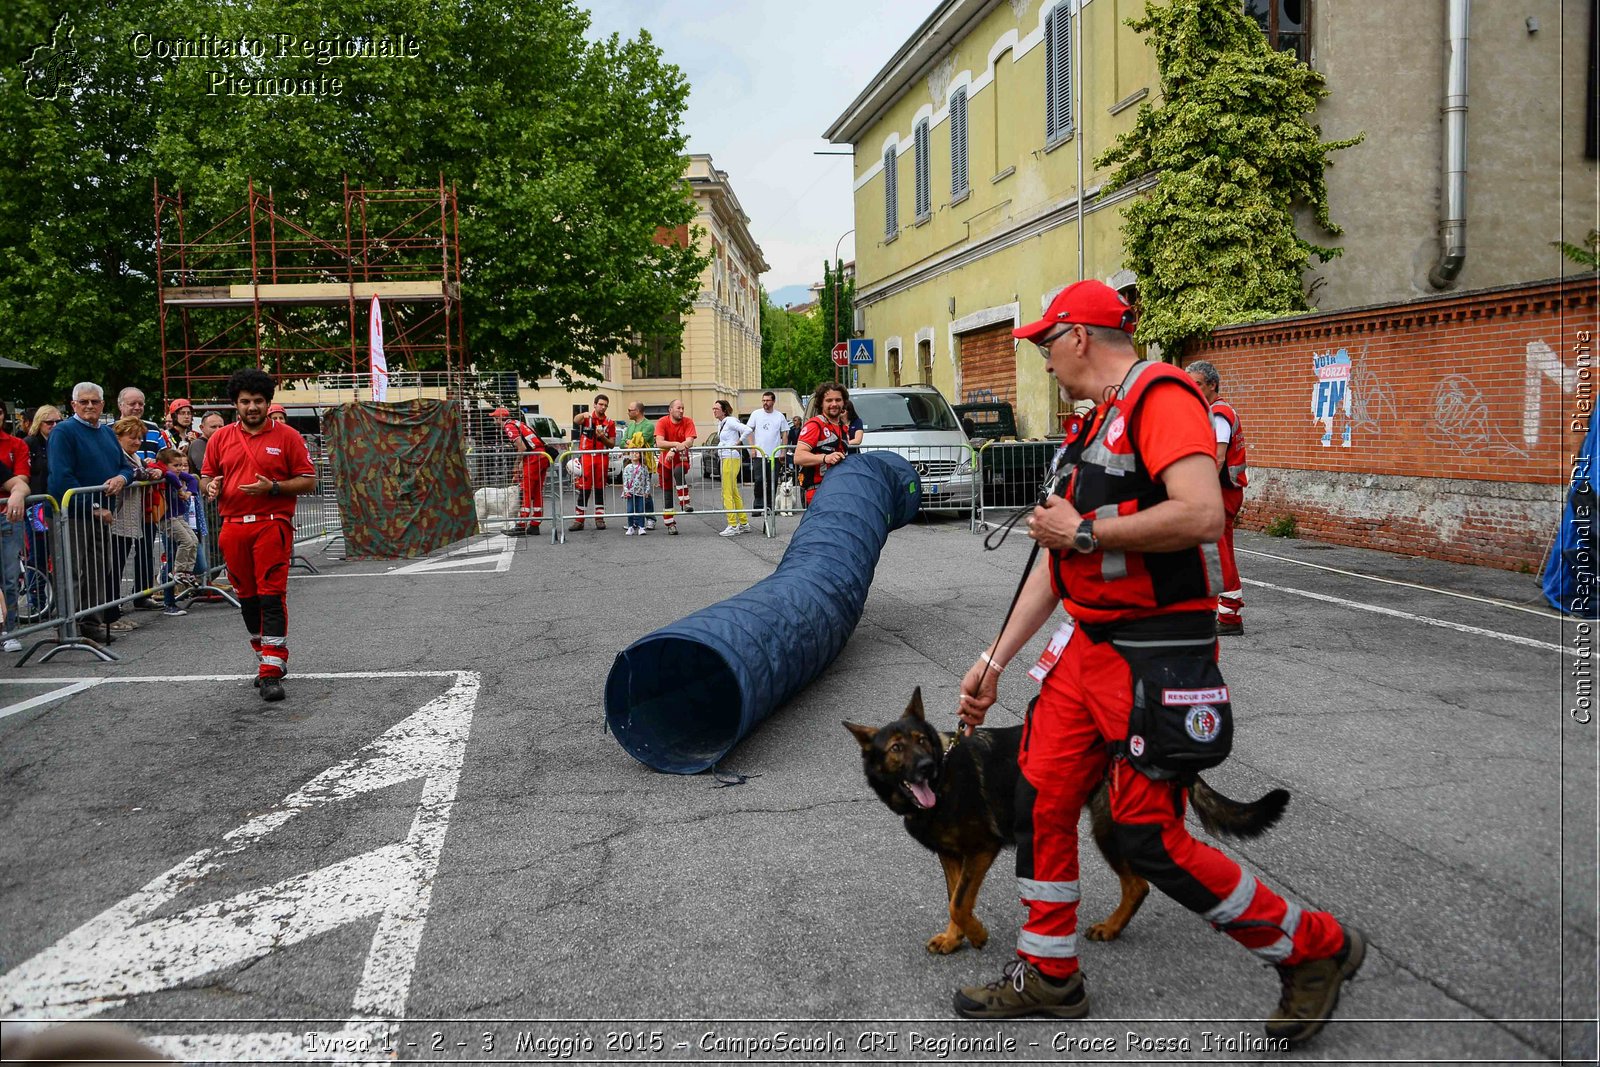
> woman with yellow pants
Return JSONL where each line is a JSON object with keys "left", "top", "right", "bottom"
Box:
{"left": 712, "top": 400, "right": 753, "bottom": 536}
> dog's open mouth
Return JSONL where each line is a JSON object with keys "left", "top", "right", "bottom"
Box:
{"left": 902, "top": 780, "right": 937, "bottom": 809}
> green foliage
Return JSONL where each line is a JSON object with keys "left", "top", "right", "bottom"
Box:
{"left": 1264, "top": 514, "right": 1298, "bottom": 538}
{"left": 1554, "top": 231, "right": 1600, "bottom": 270}
{"left": 759, "top": 288, "right": 828, "bottom": 398}
{"left": 0, "top": 0, "right": 706, "bottom": 404}
{"left": 1095, "top": 0, "right": 1362, "bottom": 357}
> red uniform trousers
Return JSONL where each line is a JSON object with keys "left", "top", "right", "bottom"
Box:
{"left": 519, "top": 452, "right": 549, "bottom": 527}
{"left": 218, "top": 517, "right": 293, "bottom": 680}
{"left": 1015, "top": 624, "right": 1341, "bottom": 978}
{"left": 658, "top": 455, "right": 691, "bottom": 524}
{"left": 1218, "top": 485, "right": 1244, "bottom": 619}
{"left": 574, "top": 451, "right": 608, "bottom": 521}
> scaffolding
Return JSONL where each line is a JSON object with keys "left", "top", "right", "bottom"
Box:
{"left": 153, "top": 177, "right": 467, "bottom": 403}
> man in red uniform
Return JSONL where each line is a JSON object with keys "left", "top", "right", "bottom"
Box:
{"left": 953, "top": 281, "right": 1362, "bottom": 1045}
{"left": 653, "top": 398, "right": 696, "bottom": 535}
{"left": 493, "top": 408, "right": 549, "bottom": 536}
{"left": 201, "top": 369, "right": 317, "bottom": 703}
{"left": 793, "top": 383, "right": 850, "bottom": 506}
{"left": 569, "top": 393, "right": 615, "bottom": 531}
{"left": 1187, "top": 361, "right": 1248, "bottom": 635}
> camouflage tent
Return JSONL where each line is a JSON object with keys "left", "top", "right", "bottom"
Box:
{"left": 323, "top": 399, "right": 477, "bottom": 559}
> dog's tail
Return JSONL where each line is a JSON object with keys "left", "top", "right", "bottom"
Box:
{"left": 1189, "top": 777, "right": 1290, "bottom": 839}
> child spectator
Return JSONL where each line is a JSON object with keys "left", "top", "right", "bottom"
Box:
{"left": 621, "top": 450, "right": 651, "bottom": 536}
{"left": 111, "top": 417, "right": 170, "bottom": 624}
{"left": 152, "top": 447, "right": 201, "bottom": 588}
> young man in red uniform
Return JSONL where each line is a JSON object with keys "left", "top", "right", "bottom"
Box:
{"left": 201, "top": 369, "right": 317, "bottom": 703}
{"left": 953, "top": 281, "right": 1362, "bottom": 1045}
{"left": 653, "top": 399, "right": 696, "bottom": 534}
{"left": 492, "top": 408, "right": 549, "bottom": 535}
{"left": 1187, "top": 360, "right": 1248, "bottom": 635}
{"left": 569, "top": 393, "right": 615, "bottom": 531}
{"left": 793, "top": 383, "right": 850, "bottom": 505}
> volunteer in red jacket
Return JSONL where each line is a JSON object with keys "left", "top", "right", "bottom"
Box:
{"left": 1186, "top": 360, "right": 1248, "bottom": 635}
{"left": 201, "top": 369, "right": 317, "bottom": 703}
{"left": 569, "top": 393, "right": 615, "bottom": 531}
{"left": 952, "top": 281, "right": 1362, "bottom": 1045}
{"left": 493, "top": 407, "right": 549, "bottom": 535}
{"left": 793, "top": 383, "right": 850, "bottom": 506}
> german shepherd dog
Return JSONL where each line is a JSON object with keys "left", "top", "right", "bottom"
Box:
{"left": 845, "top": 688, "right": 1289, "bottom": 955}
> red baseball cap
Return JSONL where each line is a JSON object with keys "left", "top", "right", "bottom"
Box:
{"left": 267, "top": 403, "right": 287, "bottom": 415}
{"left": 167, "top": 398, "right": 192, "bottom": 415}
{"left": 491, "top": 407, "right": 511, "bottom": 418}
{"left": 1013, "top": 280, "right": 1136, "bottom": 343}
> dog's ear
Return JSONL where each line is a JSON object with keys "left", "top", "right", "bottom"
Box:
{"left": 904, "top": 687, "right": 926, "bottom": 721}
{"left": 843, "top": 721, "right": 878, "bottom": 752}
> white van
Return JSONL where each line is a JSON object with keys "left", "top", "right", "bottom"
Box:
{"left": 849, "top": 385, "right": 975, "bottom": 506}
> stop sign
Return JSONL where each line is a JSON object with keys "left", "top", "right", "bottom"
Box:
{"left": 831, "top": 342, "right": 849, "bottom": 367}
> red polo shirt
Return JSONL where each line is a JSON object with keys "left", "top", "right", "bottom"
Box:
{"left": 201, "top": 421, "right": 315, "bottom": 521}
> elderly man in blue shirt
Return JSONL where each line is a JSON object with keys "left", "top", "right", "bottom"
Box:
{"left": 48, "top": 382, "right": 134, "bottom": 644}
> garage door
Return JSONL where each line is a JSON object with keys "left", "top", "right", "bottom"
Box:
{"left": 958, "top": 322, "right": 1017, "bottom": 406}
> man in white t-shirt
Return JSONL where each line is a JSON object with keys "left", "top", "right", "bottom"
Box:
{"left": 744, "top": 390, "right": 791, "bottom": 516}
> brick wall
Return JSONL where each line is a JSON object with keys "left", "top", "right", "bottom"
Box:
{"left": 1184, "top": 276, "right": 1599, "bottom": 571}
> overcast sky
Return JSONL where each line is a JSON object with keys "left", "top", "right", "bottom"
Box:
{"left": 582, "top": 0, "right": 932, "bottom": 297}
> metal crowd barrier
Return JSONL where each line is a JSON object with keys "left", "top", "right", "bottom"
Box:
{"left": 972, "top": 439, "right": 1071, "bottom": 531}
{"left": 857, "top": 442, "right": 978, "bottom": 529}
{"left": 548, "top": 444, "right": 778, "bottom": 543}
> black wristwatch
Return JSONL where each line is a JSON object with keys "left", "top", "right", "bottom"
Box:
{"left": 270, "top": 480, "right": 281, "bottom": 496}
{"left": 1072, "top": 519, "right": 1098, "bottom": 554}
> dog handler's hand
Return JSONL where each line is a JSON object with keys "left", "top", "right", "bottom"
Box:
{"left": 958, "top": 657, "right": 998, "bottom": 734}
{"left": 1026, "top": 493, "right": 1081, "bottom": 551}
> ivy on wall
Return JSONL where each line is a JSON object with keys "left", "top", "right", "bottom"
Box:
{"left": 1095, "top": 0, "right": 1362, "bottom": 357}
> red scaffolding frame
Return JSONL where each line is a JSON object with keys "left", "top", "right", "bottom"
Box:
{"left": 154, "top": 177, "right": 465, "bottom": 401}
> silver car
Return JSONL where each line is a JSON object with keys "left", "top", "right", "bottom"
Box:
{"left": 849, "top": 386, "right": 976, "bottom": 507}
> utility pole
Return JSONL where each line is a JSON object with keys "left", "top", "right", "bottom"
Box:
{"left": 832, "top": 229, "right": 853, "bottom": 385}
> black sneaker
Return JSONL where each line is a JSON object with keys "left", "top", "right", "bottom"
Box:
{"left": 1265, "top": 925, "right": 1366, "bottom": 1046}
{"left": 505, "top": 525, "right": 527, "bottom": 537}
{"left": 1218, "top": 615, "right": 1244, "bottom": 636}
{"left": 259, "top": 677, "right": 286, "bottom": 702}
{"left": 953, "top": 959, "right": 1089, "bottom": 1020}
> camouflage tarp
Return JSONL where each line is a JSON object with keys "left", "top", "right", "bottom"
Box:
{"left": 323, "top": 399, "right": 477, "bottom": 559}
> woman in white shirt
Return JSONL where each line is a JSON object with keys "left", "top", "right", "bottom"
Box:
{"left": 713, "top": 400, "right": 753, "bottom": 536}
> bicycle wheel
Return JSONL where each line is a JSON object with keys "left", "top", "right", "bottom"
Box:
{"left": 17, "top": 565, "right": 52, "bottom": 624}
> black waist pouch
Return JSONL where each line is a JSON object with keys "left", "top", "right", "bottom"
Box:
{"left": 1082, "top": 613, "right": 1231, "bottom": 781}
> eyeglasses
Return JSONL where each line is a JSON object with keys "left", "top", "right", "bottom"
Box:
{"left": 41, "top": 418, "right": 62, "bottom": 425}
{"left": 74, "top": 398, "right": 103, "bottom": 405}
{"left": 1036, "top": 323, "right": 1082, "bottom": 356}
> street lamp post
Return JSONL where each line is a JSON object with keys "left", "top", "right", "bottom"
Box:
{"left": 832, "top": 229, "right": 853, "bottom": 385}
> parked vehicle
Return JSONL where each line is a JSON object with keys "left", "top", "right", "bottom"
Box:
{"left": 850, "top": 385, "right": 975, "bottom": 507}
{"left": 954, "top": 400, "right": 1064, "bottom": 512}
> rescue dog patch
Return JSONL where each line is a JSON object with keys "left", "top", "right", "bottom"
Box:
{"left": 1185, "top": 706, "right": 1223, "bottom": 743}
{"left": 1162, "top": 686, "right": 1229, "bottom": 706}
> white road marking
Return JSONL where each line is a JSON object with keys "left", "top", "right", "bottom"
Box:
{"left": 0, "top": 681, "right": 100, "bottom": 721}
{"left": 0, "top": 670, "right": 478, "bottom": 1061}
{"left": 286, "top": 535, "right": 516, "bottom": 578}
{"left": 1239, "top": 547, "right": 1562, "bottom": 619}
{"left": 1245, "top": 578, "right": 1572, "bottom": 656}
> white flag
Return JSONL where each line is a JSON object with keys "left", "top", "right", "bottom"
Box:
{"left": 369, "top": 295, "right": 388, "bottom": 402}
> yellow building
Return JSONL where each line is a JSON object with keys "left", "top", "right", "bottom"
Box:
{"left": 825, "top": 0, "right": 1156, "bottom": 438}
{"left": 526, "top": 153, "right": 769, "bottom": 426}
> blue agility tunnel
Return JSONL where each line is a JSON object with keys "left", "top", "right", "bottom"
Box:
{"left": 605, "top": 451, "right": 922, "bottom": 773}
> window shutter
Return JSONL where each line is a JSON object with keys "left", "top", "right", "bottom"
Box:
{"left": 884, "top": 147, "right": 898, "bottom": 235}
{"left": 950, "top": 87, "right": 968, "bottom": 197}
{"left": 1046, "top": 5, "right": 1073, "bottom": 142}
{"left": 914, "top": 119, "right": 931, "bottom": 219}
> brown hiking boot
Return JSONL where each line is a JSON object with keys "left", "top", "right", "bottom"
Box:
{"left": 594, "top": 518, "right": 607, "bottom": 530}
{"left": 1217, "top": 615, "right": 1244, "bottom": 636}
{"left": 953, "top": 959, "right": 1089, "bottom": 1020}
{"left": 568, "top": 520, "right": 585, "bottom": 532}
{"left": 1265, "top": 925, "right": 1366, "bottom": 1046}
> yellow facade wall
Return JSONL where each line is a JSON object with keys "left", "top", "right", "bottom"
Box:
{"left": 843, "top": 0, "right": 1158, "bottom": 438}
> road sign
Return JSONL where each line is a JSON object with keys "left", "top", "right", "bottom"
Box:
{"left": 850, "top": 339, "right": 876, "bottom": 365}
{"left": 831, "top": 342, "right": 849, "bottom": 367}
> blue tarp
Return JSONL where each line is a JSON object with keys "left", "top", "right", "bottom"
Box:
{"left": 605, "top": 452, "right": 922, "bottom": 773}
{"left": 1544, "top": 415, "right": 1600, "bottom": 616}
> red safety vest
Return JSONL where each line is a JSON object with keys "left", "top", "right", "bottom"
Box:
{"left": 1050, "top": 361, "right": 1223, "bottom": 622}
{"left": 1210, "top": 399, "right": 1248, "bottom": 490}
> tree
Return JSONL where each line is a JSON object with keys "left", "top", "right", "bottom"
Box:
{"left": 1555, "top": 231, "right": 1600, "bottom": 270}
{"left": 817, "top": 258, "right": 855, "bottom": 375}
{"left": 0, "top": 0, "right": 706, "bottom": 404}
{"left": 1094, "top": 0, "right": 1361, "bottom": 357}
{"left": 759, "top": 288, "right": 826, "bottom": 399}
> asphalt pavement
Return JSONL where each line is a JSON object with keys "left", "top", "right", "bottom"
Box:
{"left": 0, "top": 508, "right": 1592, "bottom": 1065}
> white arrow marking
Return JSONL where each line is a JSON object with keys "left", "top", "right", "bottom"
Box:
{"left": 0, "top": 671, "right": 478, "bottom": 1025}
{"left": 388, "top": 535, "right": 514, "bottom": 574}
{"left": 0, "top": 680, "right": 100, "bottom": 722}
{"left": 1524, "top": 339, "right": 1575, "bottom": 447}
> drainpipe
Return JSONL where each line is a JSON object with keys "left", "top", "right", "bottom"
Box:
{"left": 1429, "top": 0, "right": 1471, "bottom": 288}
{"left": 1075, "top": 0, "right": 1085, "bottom": 281}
